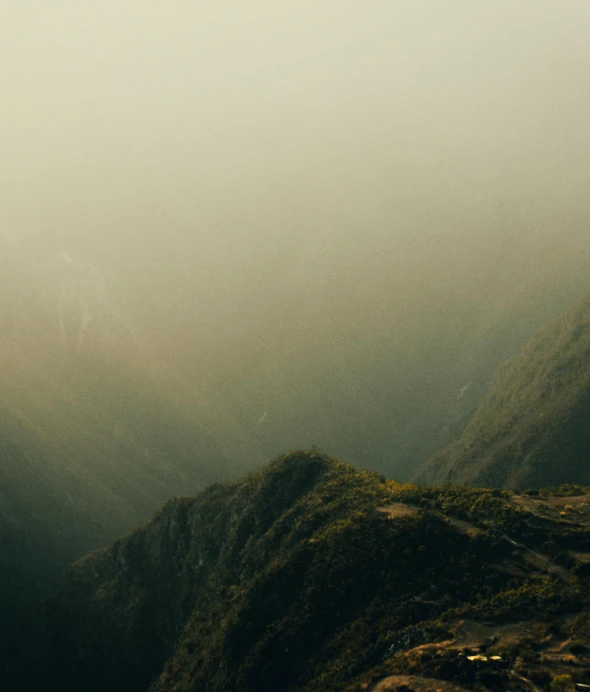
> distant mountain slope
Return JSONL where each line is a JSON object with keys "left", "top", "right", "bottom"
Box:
{"left": 0, "top": 433, "right": 80, "bottom": 631}
{"left": 0, "top": 242, "right": 248, "bottom": 642}
{"left": 10, "top": 451, "right": 590, "bottom": 691}
{"left": 415, "top": 293, "right": 590, "bottom": 488}
{"left": 0, "top": 363, "right": 231, "bottom": 647}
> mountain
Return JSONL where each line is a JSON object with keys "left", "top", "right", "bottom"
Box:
{"left": 3, "top": 233, "right": 588, "bottom": 485}
{"left": 0, "top": 363, "right": 233, "bottom": 655}
{"left": 9, "top": 450, "right": 590, "bottom": 691}
{"left": 0, "top": 240, "right": 252, "bottom": 640}
{"left": 0, "top": 431, "right": 81, "bottom": 635}
{"left": 415, "top": 293, "right": 590, "bottom": 489}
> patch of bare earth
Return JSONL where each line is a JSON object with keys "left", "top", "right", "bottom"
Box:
{"left": 370, "top": 675, "right": 468, "bottom": 691}
{"left": 436, "top": 619, "right": 547, "bottom": 654}
{"left": 510, "top": 494, "right": 590, "bottom": 523}
{"left": 377, "top": 503, "right": 419, "bottom": 519}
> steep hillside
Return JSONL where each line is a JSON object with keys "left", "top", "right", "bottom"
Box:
{"left": 415, "top": 294, "right": 590, "bottom": 489}
{"left": 0, "top": 244, "right": 245, "bottom": 644}
{"left": 0, "top": 361, "right": 233, "bottom": 645}
{"left": 0, "top": 432, "right": 84, "bottom": 638}
{"left": 10, "top": 451, "right": 590, "bottom": 691}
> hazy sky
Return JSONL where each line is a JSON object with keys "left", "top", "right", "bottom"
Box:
{"left": 2, "top": 1, "right": 590, "bottom": 327}
{"left": 2, "top": 2, "right": 590, "bottom": 473}
{"left": 1, "top": 5, "right": 588, "bottom": 325}
{"left": 2, "top": 0, "right": 590, "bottom": 252}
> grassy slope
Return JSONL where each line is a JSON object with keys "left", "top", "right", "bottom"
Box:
{"left": 11, "top": 451, "right": 590, "bottom": 691}
{"left": 415, "top": 293, "right": 590, "bottom": 489}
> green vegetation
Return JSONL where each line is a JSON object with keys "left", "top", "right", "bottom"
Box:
{"left": 551, "top": 674, "right": 574, "bottom": 691}
{"left": 415, "top": 292, "right": 590, "bottom": 489}
{"left": 11, "top": 450, "right": 590, "bottom": 691}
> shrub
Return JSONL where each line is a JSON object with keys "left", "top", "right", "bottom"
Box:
{"left": 551, "top": 673, "right": 574, "bottom": 691}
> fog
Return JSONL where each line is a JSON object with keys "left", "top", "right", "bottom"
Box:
{"left": 2, "top": 0, "right": 590, "bottom": 481}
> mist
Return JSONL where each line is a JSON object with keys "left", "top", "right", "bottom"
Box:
{"left": 2, "top": 0, "right": 590, "bottom": 478}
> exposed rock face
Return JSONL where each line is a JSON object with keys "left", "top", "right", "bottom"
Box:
{"left": 415, "top": 293, "right": 590, "bottom": 489}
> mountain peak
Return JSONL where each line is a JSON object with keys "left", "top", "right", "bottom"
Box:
{"left": 11, "top": 450, "right": 590, "bottom": 691}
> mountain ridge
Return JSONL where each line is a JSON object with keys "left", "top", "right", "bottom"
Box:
{"left": 10, "top": 450, "right": 590, "bottom": 691}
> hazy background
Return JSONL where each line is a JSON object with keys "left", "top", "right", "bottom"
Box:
{"left": 2, "top": 0, "right": 590, "bottom": 480}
